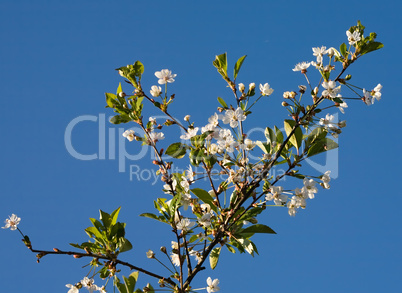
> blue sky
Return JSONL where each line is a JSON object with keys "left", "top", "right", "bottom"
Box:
{"left": 1, "top": 1, "right": 401, "bottom": 292}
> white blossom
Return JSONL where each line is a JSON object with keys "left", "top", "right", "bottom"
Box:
{"left": 238, "top": 83, "right": 245, "bottom": 92}
{"left": 302, "top": 178, "right": 318, "bottom": 199}
{"left": 146, "top": 249, "right": 155, "bottom": 259}
{"left": 221, "top": 107, "right": 246, "bottom": 128}
{"left": 180, "top": 127, "right": 199, "bottom": 140}
{"left": 163, "top": 179, "right": 177, "bottom": 194}
{"left": 149, "top": 131, "right": 165, "bottom": 142}
{"left": 198, "top": 213, "right": 211, "bottom": 227}
{"left": 171, "top": 253, "right": 181, "bottom": 266}
{"left": 346, "top": 30, "right": 361, "bottom": 45}
{"left": 321, "top": 171, "right": 331, "bottom": 189}
{"left": 337, "top": 97, "right": 348, "bottom": 114}
{"left": 184, "top": 115, "right": 191, "bottom": 121}
{"left": 259, "top": 83, "right": 274, "bottom": 96}
{"left": 189, "top": 249, "right": 202, "bottom": 263}
{"left": 155, "top": 69, "right": 177, "bottom": 84}
{"left": 206, "top": 277, "right": 220, "bottom": 293}
{"left": 240, "top": 138, "right": 255, "bottom": 151}
{"left": 180, "top": 179, "right": 190, "bottom": 192}
{"left": 362, "top": 88, "right": 373, "bottom": 106}
{"left": 265, "top": 186, "right": 287, "bottom": 205}
{"left": 322, "top": 80, "right": 341, "bottom": 98}
{"left": 185, "top": 165, "right": 194, "bottom": 181}
{"left": 2, "top": 214, "right": 21, "bottom": 230}
{"left": 181, "top": 193, "right": 192, "bottom": 211}
{"left": 150, "top": 85, "right": 162, "bottom": 97}
{"left": 373, "top": 83, "right": 382, "bottom": 102}
{"left": 122, "top": 130, "right": 135, "bottom": 142}
{"left": 319, "top": 114, "right": 336, "bottom": 129}
{"left": 312, "top": 46, "right": 327, "bottom": 63}
{"left": 66, "top": 284, "right": 79, "bottom": 293}
{"left": 176, "top": 218, "right": 195, "bottom": 232}
{"left": 292, "top": 61, "right": 311, "bottom": 72}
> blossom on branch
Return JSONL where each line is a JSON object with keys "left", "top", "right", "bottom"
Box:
{"left": 122, "top": 130, "right": 135, "bottom": 142}
{"left": 346, "top": 30, "right": 361, "bottom": 45}
{"left": 292, "top": 61, "right": 311, "bottom": 72}
{"left": 155, "top": 69, "right": 177, "bottom": 85}
{"left": 322, "top": 80, "right": 341, "bottom": 98}
{"left": 2, "top": 214, "right": 20, "bottom": 230}
{"left": 220, "top": 107, "right": 246, "bottom": 128}
{"left": 206, "top": 277, "right": 220, "bottom": 293}
{"left": 259, "top": 83, "right": 274, "bottom": 96}
{"left": 66, "top": 284, "right": 79, "bottom": 293}
{"left": 150, "top": 85, "right": 162, "bottom": 97}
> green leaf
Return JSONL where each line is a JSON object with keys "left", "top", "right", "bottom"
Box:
{"left": 241, "top": 224, "right": 276, "bottom": 235}
{"left": 116, "top": 82, "right": 123, "bottom": 95}
{"left": 307, "top": 138, "right": 338, "bottom": 157}
{"left": 340, "top": 43, "right": 348, "bottom": 58}
{"left": 265, "top": 127, "right": 276, "bottom": 145}
{"left": 189, "top": 149, "right": 204, "bottom": 166}
{"left": 217, "top": 97, "right": 228, "bottom": 109}
{"left": 360, "top": 41, "right": 384, "bottom": 56}
{"left": 274, "top": 126, "right": 283, "bottom": 144}
{"left": 99, "top": 266, "right": 109, "bottom": 279}
{"left": 234, "top": 55, "right": 247, "bottom": 80}
{"left": 111, "top": 207, "right": 121, "bottom": 226}
{"left": 210, "top": 247, "right": 221, "bottom": 269}
{"left": 165, "top": 142, "right": 187, "bottom": 159}
{"left": 85, "top": 226, "right": 103, "bottom": 240}
{"left": 106, "top": 93, "right": 118, "bottom": 108}
{"left": 191, "top": 188, "right": 217, "bottom": 213}
{"left": 226, "top": 244, "right": 236, "bottom": 253}
{"left": 255, "top": 141, "right": 270, "bottom": 154}
{"left": 139, "top": 213, "right": 168, "bottom": 224}
{"left": 213, "top": 53, "right": 228, "bottom": 78}
{"left": 89, "top": 218, "right": 104, "bottom": 233}
{"left": 118, "top": 238, "right": 133, "bottom": 253}
{"left": 100, "top": 210, "right": 112, "bottom": 228}
{"left": 110, "top": 115, "right": 131, "bottom": 125}
{"left": 284, "top": 120, "right": 302, "bottom": 150}
{"left": 122, "top": 271, "right": 139, "bottom": 293}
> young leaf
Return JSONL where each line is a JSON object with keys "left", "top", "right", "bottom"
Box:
{"left": 241, "top": 224, "right": 276, "bottom": 235}
{"left": 105, "top": 93, "right": 118, "bottom": 108}
{"left": 284, "top": 120, "right": 303, "bottom": 150}
{"left": 217, "top": 97, "right": 228, "bottom": 109}
{"left": 210, "top": 247, "right": 221, "bottom": 269}
{"left": 191, "top": 188, "right": 217, "bottom": 213}
{"left": 234, "top": 55, "right": 247, "bottom": 80}
{"left": 111, "top": 207, "right": 121, "bottom": 226}
{"left": 307, "top": 138, "right": 338, "bottom": 157}
{"left": 340, "top": 43, "right": 348, "bottom": 58}
{"left": 165, "top": 142, "right": 187, "bottom": 159}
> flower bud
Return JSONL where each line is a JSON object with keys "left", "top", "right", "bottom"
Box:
{"left": 313, "top": 87, "right": 319, "bottom": 95}
{"left": 160, "top": 246, "right": 167, "bottom": 254}
{"left": 281, "top": 101, "right": 289, "bottom": 107}
{"left": 146, "top": 249, "right": 155, "bottom": 259}
{"left": 249, "top": 83, "right": 255, "bottom": 91}
{"left": 118, "top": 92, "right": 126, "bottom": 98}
{"left": 184, "top": 115, "right": 191, "bottom": 122}
{"left": 283, "top": 91, "right": 291, "bottom": 99}
{"left": 298, "top": 85, "right": 307, "bottom": 94}
{"left": 238, "top": 83, "right": 245, "bottom": 92}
